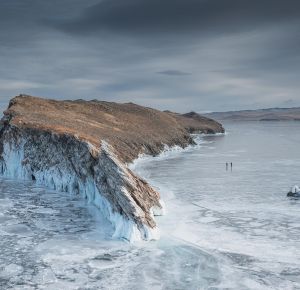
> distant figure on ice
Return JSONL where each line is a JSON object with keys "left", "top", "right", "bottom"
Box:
{"left": 231, "top": 162, "right": 233, "bottom": 171}
{"left": 226, "top": 162, "right": 228, "bottom": 171}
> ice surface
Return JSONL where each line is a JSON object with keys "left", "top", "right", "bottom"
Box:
{"left": 1, "top": 122, "right": 299, "bottom": 289}
{"left": 0, "top": 178, "right": 221, "bottom": 289}
{"left": 132, "top": 121, "right": 300, "bottom": 289}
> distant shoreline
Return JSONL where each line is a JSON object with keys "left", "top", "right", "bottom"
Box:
{"left": 204, "top": 107, "right": 300, "bottom": 122}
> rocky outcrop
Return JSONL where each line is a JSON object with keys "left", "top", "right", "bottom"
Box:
{"left": 0, "top": 95, "right": 224, "bottom": 241}
{"left": 166, "top": 111, "right": 225, "bottom": 134}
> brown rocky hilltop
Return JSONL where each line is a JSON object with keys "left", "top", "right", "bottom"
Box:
{"left": 0, "top": 94, "right": 224, "bottom": 241}
{"left": 3, "top": 95, "right": 224, "bottom": 162}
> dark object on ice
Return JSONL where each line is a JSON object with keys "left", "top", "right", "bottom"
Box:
{"left": 231, "top": 162, "right": 233, "bottom": 171}
{"left": 287, "top": 185, "right": 300, "bottom": 197}
{"left": 226, "top": 162, "right": 228, "bottom": 171}
{"left": 287, "top": 191, "right": 300, "bottom": 197}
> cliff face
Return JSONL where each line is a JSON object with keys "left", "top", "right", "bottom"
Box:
{"left": 0, "top": 95, "right": 224, "bottom": 241}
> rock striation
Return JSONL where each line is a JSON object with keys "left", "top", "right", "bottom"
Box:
{"left": 0, "top": 95, "right": 224, "bottom": 241}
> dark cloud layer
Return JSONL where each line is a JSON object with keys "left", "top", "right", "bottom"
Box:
{"left": 0, "top": 0, "right": 299, "bottom": 112}
{"left": 58, "top": 0, "right": 300, "bottom": 35}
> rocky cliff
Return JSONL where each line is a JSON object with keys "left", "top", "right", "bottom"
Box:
{"left": 0, "top": 95, "right": 224, "bottom": 241}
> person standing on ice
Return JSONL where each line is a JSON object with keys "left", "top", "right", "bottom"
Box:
{"left": 231, "top": 162, "right": 233, "bottom": 171}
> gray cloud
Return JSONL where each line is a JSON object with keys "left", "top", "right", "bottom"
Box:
{"left": 157, "top": 70, "right": 191, "bottom": 76}
{"left": 56, "top": 0, "right": 300, "bottom": 36}
{"left": 0, "top": 0, "right": 299, "bottom": 113}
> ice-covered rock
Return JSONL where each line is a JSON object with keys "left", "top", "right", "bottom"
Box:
{"left": 287, "top": 185, "right": 300, "bottom": 197}
{"left": 0, "top": 126, "right": 164, "bottom": 242}
{"left": 0, "top": 95, "right": 224, "bottom": 242}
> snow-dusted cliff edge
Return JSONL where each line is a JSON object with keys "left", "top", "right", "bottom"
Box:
{"left": 0, "top": 126, "right": 164, "bottom": 242}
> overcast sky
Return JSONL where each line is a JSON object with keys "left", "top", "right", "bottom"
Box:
{"left": 0, "top": 0, "right": 299, "bottom": 112}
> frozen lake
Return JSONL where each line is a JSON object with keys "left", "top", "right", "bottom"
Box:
{"left": 1, "top": 121, "right": 300, "bottom": 289}
{"left": 133, "top": 121, "right": 300, "bottom": 289}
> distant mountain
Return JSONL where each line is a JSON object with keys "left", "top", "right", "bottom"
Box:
{"left": 204, "top": 107, "right": 300, "bottom": 121}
